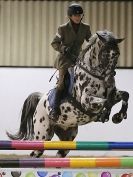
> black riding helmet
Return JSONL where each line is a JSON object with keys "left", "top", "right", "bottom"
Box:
{"left": 67, "top": 3, "right": 83, "bottom": 16}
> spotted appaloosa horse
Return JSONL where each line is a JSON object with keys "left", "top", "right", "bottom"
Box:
{"left": 7, "top": 31, "right": 129, "bottom": 157}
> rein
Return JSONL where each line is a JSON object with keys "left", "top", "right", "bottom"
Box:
{"left": 77, "top": 63, "right": 105, "bottom": 80}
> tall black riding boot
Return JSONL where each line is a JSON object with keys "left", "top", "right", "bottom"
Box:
{"left": 49, "top": 89, "right": 63, "bottom": 121}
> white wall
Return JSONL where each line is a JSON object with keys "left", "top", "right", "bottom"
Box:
{"left": 0, "top": 68, "right": 133, "bottom": 156}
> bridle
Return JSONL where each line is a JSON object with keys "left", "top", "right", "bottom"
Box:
{"left": 76, "top": 41, "right": 118, "bottom": 80}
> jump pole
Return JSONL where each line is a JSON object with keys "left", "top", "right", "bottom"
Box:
{"left": 1, "top": 141, "right": 133, "bottom": 150}
{"left": 0, "top": 157, "right": 133, "bottom": 168}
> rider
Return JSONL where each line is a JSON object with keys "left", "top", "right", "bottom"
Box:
{"left": 49, "top": 3, "right": 92, "bottom": 120}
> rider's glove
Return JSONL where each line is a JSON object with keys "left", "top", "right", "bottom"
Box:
{"left": 60, "top": 45, "right": 76, "bottom": 63}
{"left": 60, "top": 46, "right": 71, "bottom": 55}
{"left": 64, "top": 47, "right": 71, "bottom": 54}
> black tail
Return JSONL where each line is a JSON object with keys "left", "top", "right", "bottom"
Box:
{"left": 6, "top": 92, "right": 42, "bottom": 140}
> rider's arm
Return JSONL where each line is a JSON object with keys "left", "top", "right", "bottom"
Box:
{"left": 51, "top": 26, "right": 66, "bottom": 53}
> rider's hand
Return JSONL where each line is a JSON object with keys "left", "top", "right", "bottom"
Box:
{"left": 60, "top": 46, "right": 70, "bottom": 55}
{"left": 64, "top": 47, "right": 71, "bottom": 54}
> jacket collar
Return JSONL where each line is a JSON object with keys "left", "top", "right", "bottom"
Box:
{"left": 67, "top": 20, "right": 82, "bottom": 36}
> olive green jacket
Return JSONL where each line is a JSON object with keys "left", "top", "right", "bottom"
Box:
{"left": 51, "top": 21, "right": 92, "bottom": 69}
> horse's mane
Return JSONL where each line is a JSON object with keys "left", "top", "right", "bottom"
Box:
{"left": 87, "top": 33, "right": 98, "bottom": 46}
{"left": 80, "top": 33, "right": 98, "bottom": 60}
{"left": 84, "top": 30, "right": 116, "bottom": 50}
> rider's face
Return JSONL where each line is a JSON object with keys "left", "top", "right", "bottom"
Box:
{"left": 70, "top": 14, "right": 83, "bottom": 24}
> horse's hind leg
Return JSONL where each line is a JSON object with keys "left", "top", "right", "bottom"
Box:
{"left": 112, "top": 90, "right": 129, "bottom": 123}
{"left": 54, "top": 126, "right": 78, "bottom": 157}
{"left": 30, "top": 99, "right": 54, "bottom": 158}
{"left": 30, "top": 120, "right": 54, "bottom": 157}
{"left": 30, "top": 124, "right": 54, "bottom": 158}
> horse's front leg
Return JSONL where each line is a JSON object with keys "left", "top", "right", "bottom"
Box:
{"left": 112, "top": 90, "right": 129, "bottom": 124}
{"left": 96, "top": 89, "right": 116, "bottom": 123}
{"left": 97, "top": 88, "right": 120, "bottom": 123}
{"left": 54, "top": 126, "right": 78, "bottom": 157}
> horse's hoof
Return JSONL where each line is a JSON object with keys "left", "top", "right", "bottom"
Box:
{"left": 102, "top": 118, "right": 109, "bottom": 123}
{"left": 101, "top": 111, "right": 109, "bottom": 123}
{"left": 30, "top": 151, "right": 34, "bottom": 157}
{"left": 112, "top": 113, "right": 122, "bottom": 124}
{"left": 101, "top": 114, "right": 110, "bottom": 123}
{"left": 30, "top": 150, "right": 43, "bottom": 158}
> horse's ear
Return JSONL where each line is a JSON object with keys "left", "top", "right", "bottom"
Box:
{"left": 96, "top": 32, "right": 106, "bottom": 43}
{"left": 116, "top": 38, "right": 125, "bottom": 44}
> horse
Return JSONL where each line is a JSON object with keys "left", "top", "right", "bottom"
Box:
{"left": 7, "top": 30, "right": 129, "bottom": 158}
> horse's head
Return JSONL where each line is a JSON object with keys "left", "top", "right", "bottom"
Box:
{"left": 75, "top": 30, "right": 125, "bottom": 113}
{"left": 82, "top": 30, "right": 124, "bottom": 79}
